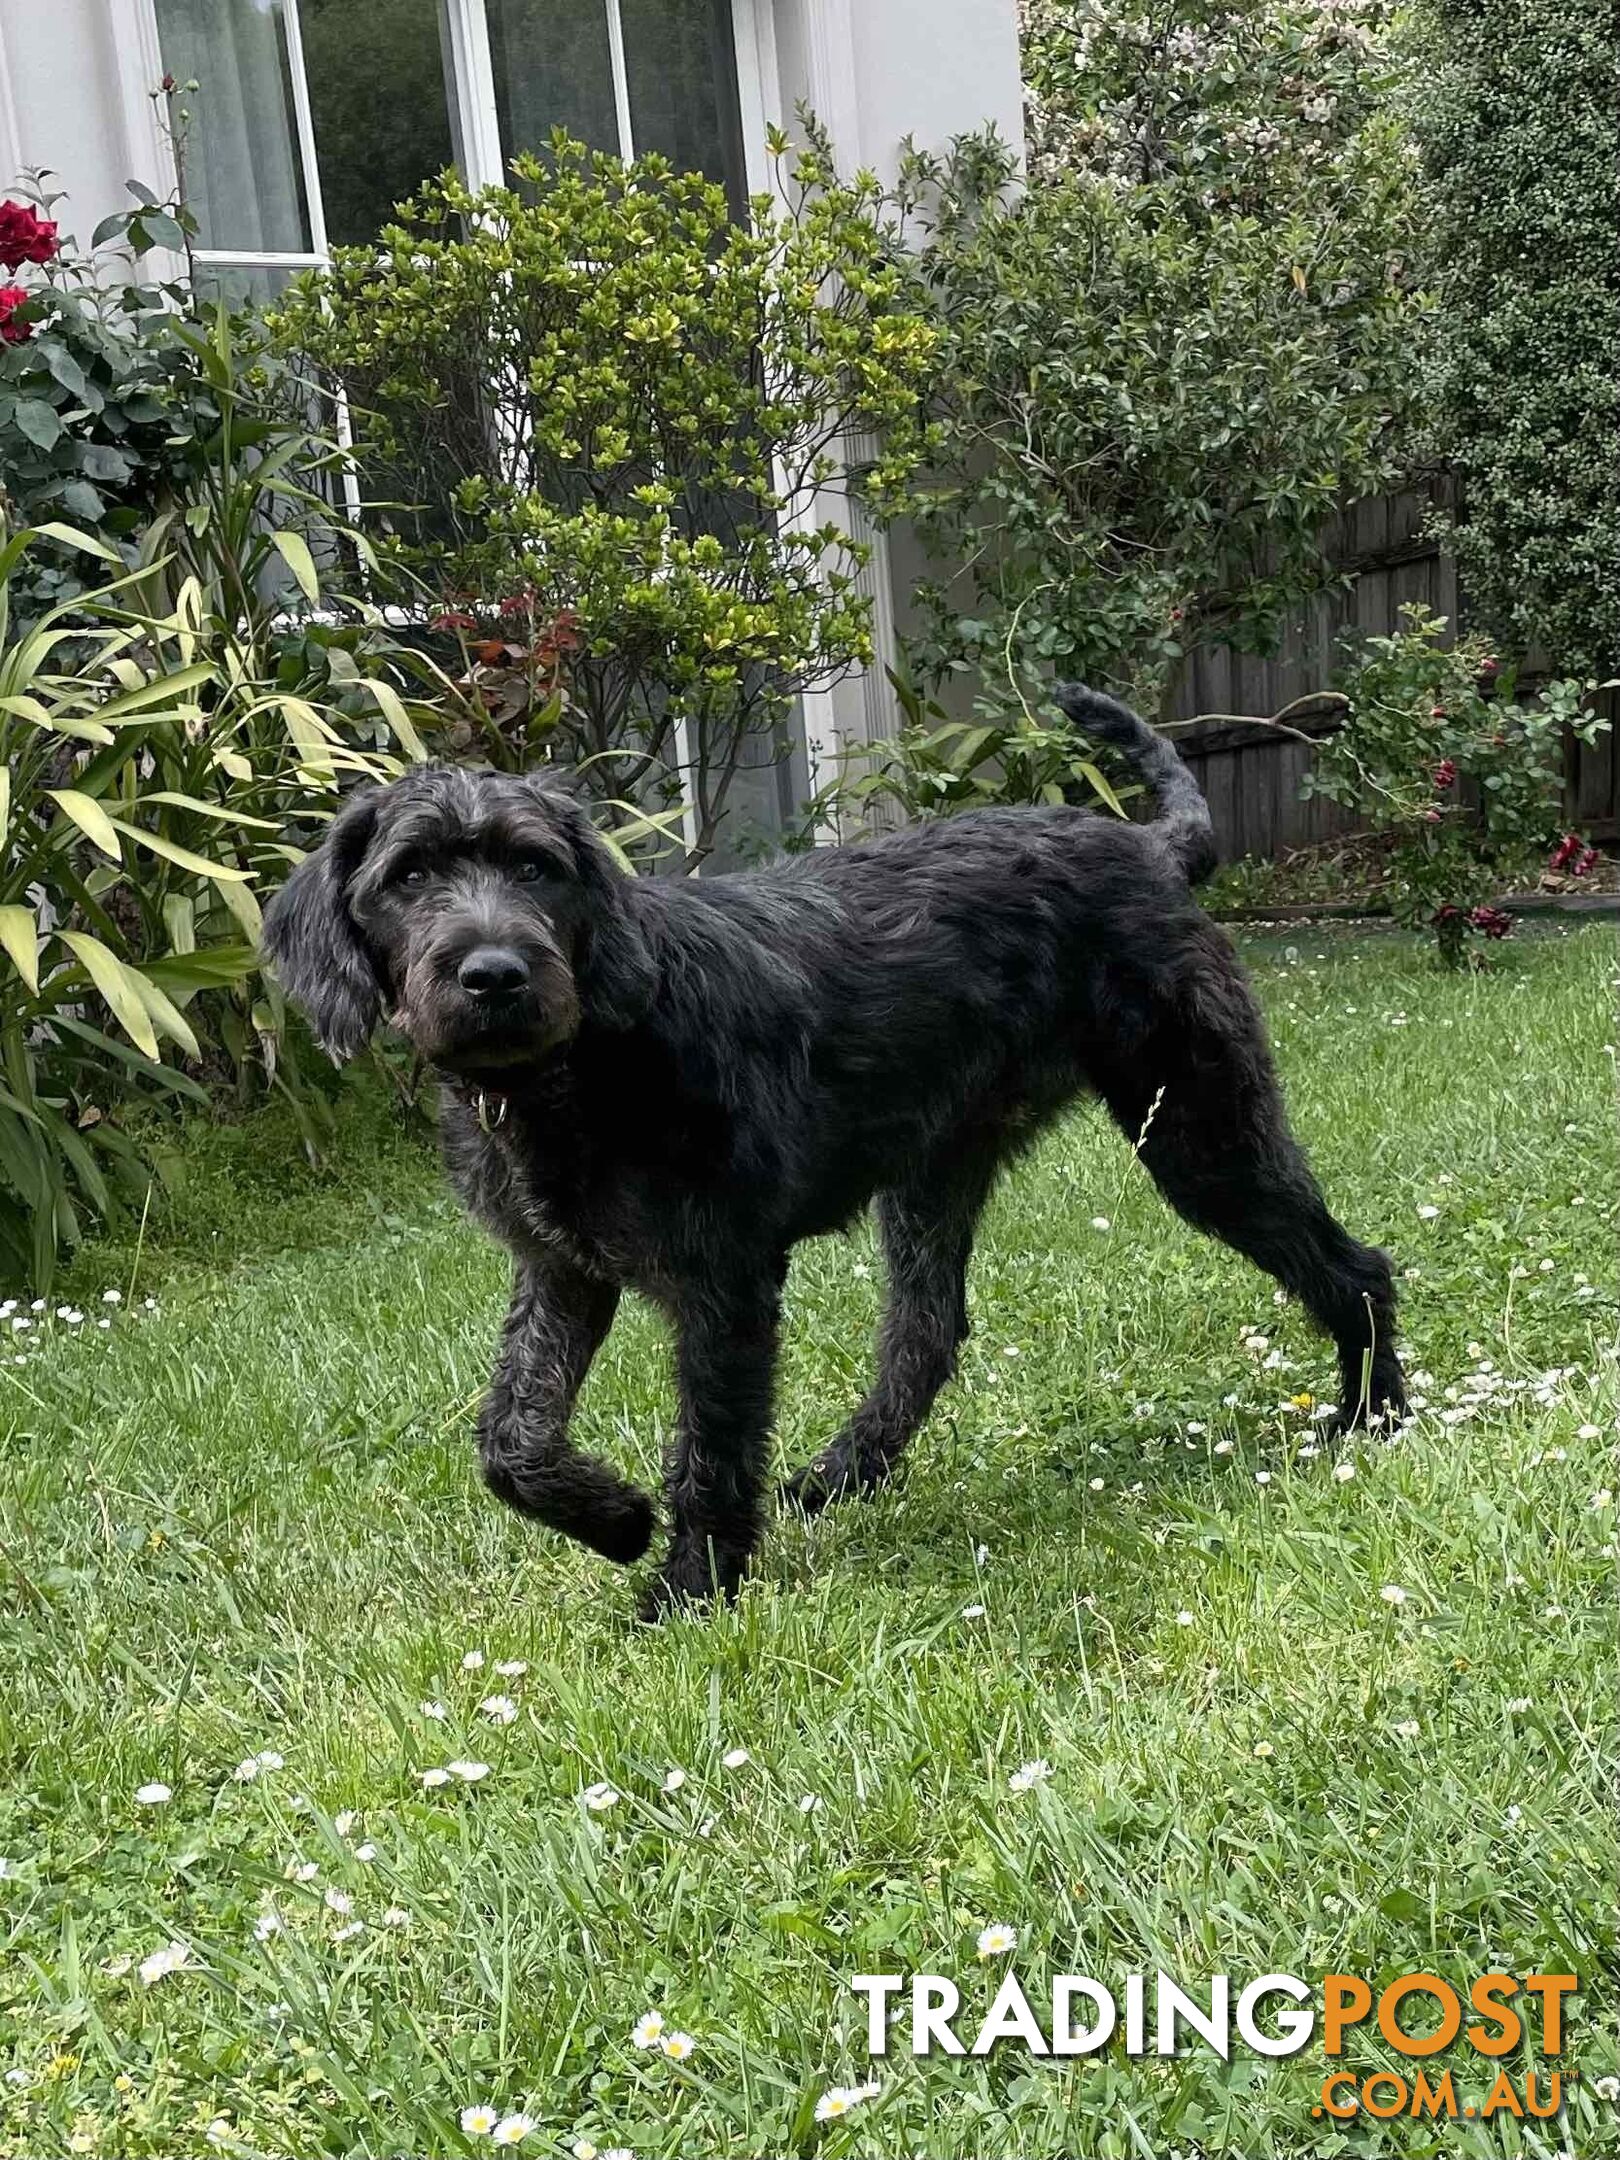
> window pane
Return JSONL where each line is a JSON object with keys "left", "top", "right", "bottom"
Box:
{"left": 299, "top": 0, "right": 457, "bottom": 243}
{"left": 487, "top": 0, "right": 620, "bottom": 164}
{"left": 154, "top": 0, "right": 311, "bottom": 253}
{"left": 621, "top": 0, "right": 746, "bottom": 214}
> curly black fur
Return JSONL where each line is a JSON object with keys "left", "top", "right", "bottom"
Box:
{"left": 262, "top": 685, "right": 1405, "bottom": 1617}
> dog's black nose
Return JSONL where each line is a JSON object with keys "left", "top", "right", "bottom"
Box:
{"left": 457, "top": 946, "right": 530, "bottom": 998}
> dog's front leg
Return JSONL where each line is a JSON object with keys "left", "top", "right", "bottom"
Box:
{"left": 641, "top": 1276, "right": 782, "bottom": 1620}
{"left": 478, "top": 1257, "right": 655, "bottom": 1565}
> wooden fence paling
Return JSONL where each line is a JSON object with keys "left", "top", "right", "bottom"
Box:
{"left": 1163, "top": 485, "right": 1617, "bottom": 862}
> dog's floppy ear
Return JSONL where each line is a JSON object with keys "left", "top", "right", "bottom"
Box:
{"left": 261, "top": 787, "right": 385, "bottom": 1060}
{"left": 538, "top": 785, "right": 656, "bottom": 1029}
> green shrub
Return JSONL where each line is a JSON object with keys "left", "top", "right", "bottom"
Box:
{"left": 1415, "top": 0, "right": 1620, "bottom": 674}
{"left": 279, "top": 131, "right": 938, "bottom": 866}
{"left": 1304, "top": 609, "right": 1611, "bottom": 962}
{"left": 886, "top": 0, "right": 1425, "bottom": 725}
{"left": 0, "top": 183, "right": 212, "bottom": 622}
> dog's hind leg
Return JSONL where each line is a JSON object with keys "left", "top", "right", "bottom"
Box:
{"left": 478, "top": 1258, "right": 656, "bottom": 1563}
{"left": 642, "top": 1270, "right": 784, "bottom": 1619}
{"left": 783, "top": 1145, "right": 999, "bottom": 1515}
{"left": 1096, "top": 967, "right": 1406, "bottom": 1428}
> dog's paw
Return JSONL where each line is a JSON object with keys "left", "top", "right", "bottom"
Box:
{"left": 635, "top": 1538, "right": 743, "bottom": 1623}
{"left": 587, "top": 1488, "right": 658, "bottom": 1566}
{"left": 779, "top": 1452, "right": 847, "bottom": 1518}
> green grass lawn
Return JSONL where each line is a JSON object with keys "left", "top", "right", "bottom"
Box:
{"left": 1, "top": 925, "right": 1615, "bottom": 2159}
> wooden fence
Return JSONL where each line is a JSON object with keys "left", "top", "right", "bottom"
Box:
{"left": 1161, "top": 482, "right": 1619, "bottom": 861}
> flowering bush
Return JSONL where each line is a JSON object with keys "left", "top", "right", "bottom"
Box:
{"left": 880, "top": 0, "right": 1425, "bottom": 728}
{"left": 280, "top": 131, "right": 938, "bottom": 865}
{"left": 1304, "top": 608, "right": 1612, "bottom": 963}
{"left": 0, "top": 185, "right": 203, "bottom": 617}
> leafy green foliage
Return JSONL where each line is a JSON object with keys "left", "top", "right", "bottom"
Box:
{"left": 885, "top": 1, "right": 1425, "bottom": 723}
{"left": 280, "top": 132, "right": 938, "bottom": 865}
{"left": 807, "top": 662, "right": 1130, "bottom": 829}
{"left": 0, "top": 182, "right": 208, "bottom": 621}
{"left": 1414, "top": 0, "right": 1620, "bottom": 673}
{"left": 1305, "top": 608, "right": 1612, "bottom": 961}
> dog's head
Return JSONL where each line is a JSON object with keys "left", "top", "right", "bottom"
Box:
{"left": 261, "top": 766, "right": 655, "bottom": 1075}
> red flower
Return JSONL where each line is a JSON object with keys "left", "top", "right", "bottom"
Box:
{"left": 499, "top": 587, "right": 537, "bottom": 619}
{"left": 1574, "top": 846, "right": 1600, "bottom": 878}
{"left": 429, "top": 609, "right": 479, "bottom": 634}
{"left": 1421, "top": 806, "right": 1443, "bottom": 824}
{"left": 160, "top": 72, "right": 178, "bottom": 94}
{"left": 0, "top": 199, "right": 58, "bottom": 269}
{"left": 0, "top": 283, "right": 34, "bottom": 345}
{"left": 1469, "top": 905, "right": 1512, "bottom": 940}
{"left": 1429, "top": 705, "right": 1446, "bottom": 720}
{"left": 1550, "top": 832, "right": 1582, "bottom": 872}
{"left": 1433, "top": 758, "right": 1457, "bottom": 789}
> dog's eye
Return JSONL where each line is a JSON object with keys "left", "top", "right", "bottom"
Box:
{"left": 397, "top": 865, "right": 429, "bottom": 889}
{"left": 512, "top": 859, "right": 551, "bottom": 884}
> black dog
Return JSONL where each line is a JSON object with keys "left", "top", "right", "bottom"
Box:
{"left": 263, "top": 686, "right": 1405, "bottom": 1617}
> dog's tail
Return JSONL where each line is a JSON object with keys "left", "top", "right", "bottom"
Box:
{"left": 1052, "top": 682, "right": 1218, "bottom": 886}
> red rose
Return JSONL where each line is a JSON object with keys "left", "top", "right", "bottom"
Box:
{"left": 0, "top": 199, "right": 58, "bottom": 269}
{"left": 1574, "top": 846, "right": 1600, "bottom": 877}
{"left": 0, "top": 283, "right": 34, "bottom": 345}
{"left": 1469, "top": 905, "right": 1512, "bottom": 940}
{"left": 1433, "top": 758, "right": 1457, "bottom": 789}
{"left": 1550, "top": 833, "right": 1581, "bottom": 871}
{"left": 1429, "top": 705, "right": 1446, "bottom": 720}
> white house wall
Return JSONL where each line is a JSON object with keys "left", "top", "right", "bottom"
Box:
{"left": 0, "top": 0, "right": 169, "bottom": 249}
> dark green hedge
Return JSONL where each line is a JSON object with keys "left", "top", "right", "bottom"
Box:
{"left": 1418, "top": 0, "right": 1620, "bottom": 673}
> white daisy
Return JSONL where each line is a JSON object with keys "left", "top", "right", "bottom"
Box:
{"left": 353, "top": 1842, "right": 377, "bottom": 1863}
{"left": 630, "top": 2011, "right": 665, "bottom": 2050}
{"left": 255, "top": 1750, "right": 284, "bottom": 1771}
{"left": 1333, "top": 1461, "right": 1356, "bottom": 1483}
{"left": 1174, "top": 1610, "right": 1195, "bottom": 1627}
{"left": 582, "top": 1782, "right": 620, "bottom": 1812}
{"left": 1379, "top": 1585, "right": 1408, "bottom": 1605}
{"left": 382, "top": 1906, "right": 411, "bottom": 1928}
{"left": 135, "top": 1781, "right": 172, "bottom": 1806}
{"left": 660, "top": 2031, "right": 697, "bottom": 2062}
{"left": 138, "top": 1940, "right": 192, "bottom": 1986}
{"left": 961, "top": 1602, "right": 987, "bottom": 1619}
{"left": 448, "top": 1760, "right": 491, "bottom": 1783}
{"left": 1090, "top": 1216, "right": 1111, "bottom": 1231}
{"left": 288, "top": 1860, "right": 319, "bottom": 1883}
{"left": 661, "top": 1768, "right": 686, "bottom": 1794}
{"left": 253, "top": 1910, "right": 283, "bottom": 1941}
{"left": 420, "top": 1699, "right": 448, "bottom": 1720}
{"left": 1416, "top": 1204, "right": 1439, "bottom": 1220}
{"left": 1008, "top": 1759, "right": 1053, "bottom": 1793}
{"left": 460, "top": 2104, "right": 499, "bottom": 2136}
{"left": 494, "top": 1659, "right": 528, "bottom": 1678}
{"left": 977, "top": 1922, "right": 1017, "bottom": 1958}
{"left": 461, "top": 1650, "right": 486, "bottom": 1671}
{"left": 493, "top": 2124, "right": 534, "bottom": 2150}
{"left": 1252, "top": 1741, "right": 1275, "bottom": 1759}
{"left": 721, "top": 1746, "right": 749, "bottom": 1769}
{"left": 480, "top": 1695, "right": 520, "bottom": 1725}
{"left": 333, "top": 1810, "right": 358, "bottom": 1837}
{"left": 331, "top": 1920, "right": 364, "bottom": 1943}
{"left": 324, "top": 1888, "right": 353, "bottom": 1915}
{"left": 419, "top": 1767, "right": 452, "bottom": 1789}
{"left": 1393, "top": 1719, "right": 1421, "bottom": 1739}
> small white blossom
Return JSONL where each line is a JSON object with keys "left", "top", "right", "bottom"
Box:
{"left": 103, "top": 1289, "right": 121, "bottom": 1304}
{"left": 662, "top": 1767, "right": 686, "bottom": 1794}
{"left": 461, "top": 1650, "right": 485, "bottom": 1671}
{"left": 1090, "top": 1216, "right": 1111, "bottom": 1231}
{"left": 461, "top": 2104, "right": 499, "bottom": 2136}
{"left": 721, "top": 1747, "right": 749, "bottom": 1769}
{"left": 138, "top": 1940, "right": 192, "bottom": 1986}
{"left": 582, "top": 1782, "right": 620, "bottom": 1813}
{"left": 631, "top": 2011, "right": 665, "bottom": 2050}
{"left": 961, "top": 1602, "right": 986, "bottom": 1619}
{"left": 660, "top": 2030, "right": 697, "bottom": 2061}
{"left": 1393, "top": 1719, "right": 1421, "bottom": 1739}
{"left": 353, "top": 1842, "right": 377, "bottom": 1863}
{"left": 419, "top": 1767, "right": 452, "bottom": 1789}
{"left": 1416, "top": 1204, "right": 1439, "bottom": 1220}
{"left": 332, "top": 1810, "right": 357, "bottom": 1837}
{"left": 1253, "top": 1741, "right": 1275, "bottom": 1760}
{"left": 492, "top": 2109, "right": 533, "bottom": 2145}
{"left": 448, "top": 1760, "right": 490, "bottom": 1783}
{"left": 1333, "top": 1461, "right": 1356, "bottom": 1483}
{"left": 480, "top": 1694, "right": 520, "bottom": 1725}
{"left": 798, "top": 1792, "right": 822, "bottom": 1813}
{"left": 332, "top": 1919, "right": 364, "bottom": 1942}
{"left": 1009, "top": 1759, "right": 1053, "bottom": 1793}
{"left": 1379, "top": 1585, "right": 1408, "bottom": 1606}
{"left": 1174, "top": 1610, "right": 1195, "bottom": 1627}
{"left": 135, "top": 1781, "right": 172, "bottom": 1806}
{"left": 494, "top": 1659, "right": 528, "bottom": 1678}
{"left": 420, "top": 1699, "right": 448, "bottom": 1720}
{"left": 254, "top": 1909, "right": 283, "bottom": 1942}
{"left": 977, "top": 1923, "right": 1017, "bottom": 1958}
{"left": 323, "top": 1888, "right": 353, "bottom": 1915}
{"left": 382, "top": 1906, "right": 411, "bottom": 1928}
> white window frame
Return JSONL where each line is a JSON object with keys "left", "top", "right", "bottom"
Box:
{"left": 114, "top": 0, "right": 796, "bottom": 856}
